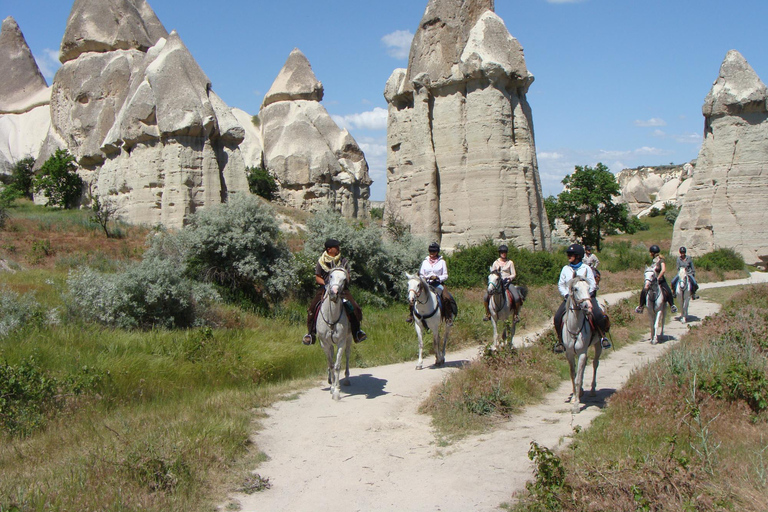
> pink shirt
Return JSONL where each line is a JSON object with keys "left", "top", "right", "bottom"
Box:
{"left": 491, "top": 258, "right": 516, "bottom": 280}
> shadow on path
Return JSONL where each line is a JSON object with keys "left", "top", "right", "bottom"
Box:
{"left": 342, "top": 373, "right": 389, "bottom": 399}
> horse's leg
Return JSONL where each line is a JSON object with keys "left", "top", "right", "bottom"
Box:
{"left": 590, "top": 339, "right": 602, "bottom": 397}
{"left": 440, "top": 320, "right": 450, "bottom": 365}
{"left": 332, "top": 342, "right": 344, "bottom": 401}
{"left": 490, "top": 314, "right": 499, "bottom": 350}
{"left": 342, "top": 333, "right": 351, "bottom": 386}
{"left": 415, "top": 322, "right": 424, "bottom": 370}
{"left": 566, "top": 349, "right": 577, "bottom": 403}
{"left": 573, "top": 349, "right": 588, "bottom": 413}
{"left": 432, "top": 323, "right": 441, "bottom": 366}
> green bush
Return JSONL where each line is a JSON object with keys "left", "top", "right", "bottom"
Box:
{"left": 33, "top": 149, "right": 83, "bottom": 209}
{"left": 696, "top": 248, "right": 745, "bottom": 272}
{"left": 67, "top": 261, "right": 219, "bottom": 329}
{"left": 446, "top": 240, "right": 563, "bottom": 288}
{"left": 0, "top": 357, "right": 60, "bottom": 437}
{"left": 663, "top": 204, "right": 680, "bottom": 225}
{"left": 600, "top": 241, "right": 650, "bottom": 272}
{"left": 0, "top": 157, "right": 35, "bottom": 204}
{"left": 246, "top": 167, "right": 278, "bottom": 201}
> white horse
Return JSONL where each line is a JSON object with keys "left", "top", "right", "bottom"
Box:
{"left": 486, "top": 270, "right": 524, "bottom": 350}
{"left": 316, "top": 267, "right": 352, "bottom": 401}
{"left": 406, "top": 273, "right": 450, "bottom": 370}
{"left": 561, "top": 275, "right": 602, "bottom": 414}
{"left": 675, "top": 267, "right": 691, "bottom": 323}
{"left": 643, "top": 266, "right": 666, "bottom": 344}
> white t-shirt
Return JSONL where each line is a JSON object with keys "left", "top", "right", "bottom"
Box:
{"left": 557, "top": 263, "right": 596, "bottom": 298}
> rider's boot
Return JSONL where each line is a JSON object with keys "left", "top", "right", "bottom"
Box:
{"left": 483, "top": 300, "right": 491, "bottom": 321}
{"left": 405, "top": 305, "right": 414, "bottom": 323}
{"left": 553, "top": 330, "right": 566, "bottom": 354}
{"left": 302, "top": 333, "right": 315, "bottom": 345}
{"left": 635, "top": 305, "right": 644, "bottom": 313}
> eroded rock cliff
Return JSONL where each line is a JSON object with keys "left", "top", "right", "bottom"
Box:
{"left": 384, "top": 1, "right": 549, "bottom": 251}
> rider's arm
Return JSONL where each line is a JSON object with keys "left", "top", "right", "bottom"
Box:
{"left": 508, "top": 260, "right": 516, "bottom": 281}
{"left": 557, "top": 267, "right": 569, "bottom": 297}
{"left": 585, "top": 266, "right": 597, "bottom": 294}
{"left": 315, "top": 263, "right": 325, "bottom": 286}
{"left": 438, "top": 260, "right": 448, "bottom": 283}
{"left": 658, "top": 260, "right": 667, "bottom": 280}
{"left": 689, "top": 258, "right": 695, "bottom": 276}
{"left": 593, "top": 255, "right": 600, "bottom": 269}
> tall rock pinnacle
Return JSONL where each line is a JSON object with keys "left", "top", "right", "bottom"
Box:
{"left": 0, "top": 16, "right": 49, "bottom": 113}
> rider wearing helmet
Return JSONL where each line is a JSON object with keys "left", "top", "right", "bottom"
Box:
{"left": 635, "top": 245, "right": 677, "bottom": 314}
{"left": 483, "top": 244, "right": 522, "bottom": 322}
{"left": 583, "top": 245, "right": 601, "bottom": 294}
{"left": 670, "top": 246, "right": 699, "bottom": 299}
{"left": 303, "top": 238, "right": 366, "bottom": 345}
{"left": 553, "top": 243, "right": 611, "bottom": 354}
{"left": 407, "top": 242, "right": 457, "bottom": 323}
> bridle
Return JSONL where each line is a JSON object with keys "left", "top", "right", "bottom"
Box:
{"left": 320, "top": 268, "right": 348, "bottom": 328}
{"left": 487, "top": 271, "right": 508, "bottom": 313}
{"left": 409, "top": 278, "right": 439, "bottom": 321}
{"left": 565, "top": 276, "right": 591, "bottom": 337}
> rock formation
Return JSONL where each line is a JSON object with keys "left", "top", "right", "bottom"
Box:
{"left": 259, "top": 48, "right": 371, "bottom": 217}
{"left": 384, "top": 1, "right": 549, "bottom": 251}
{"left": 0, "top": 17, "right": 51, "bottom": 173}
{"left": 672, "top": 50, "right": 768, "bottom": 266}
{"left": 39, "top": 0, "right": 253, "bottom": 227}
{"left": 617, "top": 162, "right": 694, "bottom": 217}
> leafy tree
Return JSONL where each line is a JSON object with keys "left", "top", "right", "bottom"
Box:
{"left": 34, "top": 149, "right": 83, "bottom": 209}
{"left": 0, "top": 157, "right": 36, "bottom": 203}
{"left": 89, "top": 194, "right": 120, "bottom": 238}
{"left": 246, "top": 166, "right": 278, "bottom": 201}
{"left": 552, "top": 163, "right": 631, "bottom": 251}
{"left": 543, "top": 195, "right": 559, "bottom": 231}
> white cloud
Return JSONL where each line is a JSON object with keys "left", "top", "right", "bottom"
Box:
{"left": 673, "top": 132, "right": 703, "bottom": 145}
{"left": 382, "top": 30, "right": 414, "bottom": 60}
{"left": 358, "top": 138, "right": 388, "bottom": 201}
{"left": 634, "top": 118, "right": 667, "bottom": 127}
{"left": 332, "top": 107, "right": 388, "bottom": 131}
{"left": 652, "top": 129, "right": 666, "bottom": 137}
{"left": 35, "top": 48, "right": 61, "bottom": 82}
{"left": 537, "top": 151, "right": 563, "bottom": 160}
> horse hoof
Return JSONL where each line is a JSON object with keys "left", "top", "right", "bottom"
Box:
{"left": 333, "top": 390, "right": 340, "bottom": 401}
{"left": 572, "top": 404, "right": 581, "bottom": 414}
{"left": 416, "top": 364, "right": 422, "bottom": 370}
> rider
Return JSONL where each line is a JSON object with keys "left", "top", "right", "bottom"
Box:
{"left": 302, "top": 238, "right": 366, "bottom": 345}
{"left": 483, "top": 244, "right": 522, "bottom": 322}
{"left": 670, "top": 246, "right": 699, "bottom": 300}
{"left": 635, "top": 244, "right": 678, "bottom": 314}
{"left": 553, "top": 244, "right": 611, "bottom": 354}
{"left": 583, "top": 245, "right": 601, "bottom": 296}
{"left": 407, "top": 242, "right": 456, "bottom": 323}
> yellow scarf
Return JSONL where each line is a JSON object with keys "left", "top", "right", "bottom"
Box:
{"left": 318, "top": 251, "right": 342, "bottom": 272}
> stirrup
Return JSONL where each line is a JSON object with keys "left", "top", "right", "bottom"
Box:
{"left": 483, "top": 314, "right": 491, "bottom": 321}
{"left": 671, "top": 305, "right": 678, "bottom": 313}
{"left": 553, "top": 342, "right": 565, "bottom": 354}
{"left": 600, "top": 337, "right": 611, "bottom": 349}
{"left": 514, "top": 314, "right": 520, "bottom": 324}
{"left": 355, "top": 330, "right": 367, "bottom": 343}
{"left": 405, "top": 316, "right": 413, "bottom": 323}
{"left": 635, "top": 306, "right": 644, "bottom": 313}
{"left": 302, "top": 334, "right": 315, "bottom": 345}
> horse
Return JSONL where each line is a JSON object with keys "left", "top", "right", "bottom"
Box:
{"left": 643, "top": 266, "right": 666, "bottom": 344}
{"left": 486, "top": 270, "right": 525, "bottom": 350}
{"left": 561, "top": 275, "right": 602, "bottom": 414}
{"left": 316, "top": 267, "right": 352, "bottom": 401}
{"left": 406, "top": 273, "right": 451, "bottom": 370}
{"left": 675, "top": 267, "right": 691, "bottom": 323}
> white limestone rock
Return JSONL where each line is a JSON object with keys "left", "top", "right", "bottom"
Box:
{"left": 672, "top": 50, "right": 768, "bottom": 265}
{"left": 617, "top": 163, "right": 694, "bottom": 216}
{"left": 260, "top": 49, "right": 371, "bottom": 218}
{"left": 0, "top": 17, "right": 51, "bottom": 172}
{"left": 59, "top": 0, "right": 168, "bottom": 63}
{"left": 231, "top": 108, "right": 263, "bottom": 169}
{"left": 385, "top": 0, "right": 549, "bottom": 251}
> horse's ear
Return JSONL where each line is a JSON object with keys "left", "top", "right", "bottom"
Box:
{"left": 405, "top": 272, "right": 414, "bottom": 280}
{"left": 489, "top": 265, "right": 493, "bottom": 272}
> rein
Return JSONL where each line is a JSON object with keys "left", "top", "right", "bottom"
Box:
{"left": 488, "top": 273, "right": 507, "bottom": 314}
{"left": 412, "top": 281, "right": 439, "bottom": 321}
{"left": 320, "top": 269, "right": 348, "bottom": 331}
{"left": 565, "top": 277, "right": 592, "bottom": 338}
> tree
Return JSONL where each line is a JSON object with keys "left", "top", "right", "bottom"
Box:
{"left": 543, "top": 195, "right": 559, "bottom": 231}
{"left": 246, "top": 166, "right": 278, "bottom": 201}
{"left": 34, "top": 149, "right": 83, "bottom": 209}
{"left": 89, "top": 193, "right": 120, "bottom": 238}
{"left": 0, "top": 157, "right": 36, "bottom": 203}
{"left": 553, "top": 163, "right": 631, "bottom": 251}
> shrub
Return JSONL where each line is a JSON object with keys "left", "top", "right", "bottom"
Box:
{"left": 0, "top": 287, "right": 49, "bottom": 338}
{"left": 370, "top": 207, "right": 384, "bottom": 221}
{"left": 696, "top": 248, "right": 745, "bottom": 272}
{"left": 662, "top": 204, "right": 680, "bottom": 225}
{"left": 0, "top": 357, "right": 60, "bottom": 437}
{"left": 0, "top": 157, "right": 35, "bottom": 203}
{"left": 446, "top": 240, "right": 563, "bottom": 288}
{"left": 33, "top": 149, "right": 83, "bottom": 209}
{"left": 600, "top": 241, "right": 649, "bottom": 272}
{"left": 67, "top": 261, "right": 219, "bottom": 329}
{"left": 246, "top": 167, "right": 278, "bottom": 201}
{"left": 0, "top": 203, "right": 7, "bottom": 229}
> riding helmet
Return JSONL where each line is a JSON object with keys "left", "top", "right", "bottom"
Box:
{"left": 324, "top": 238, "right": 340, "bottom": 250}
{"left": 649, "top": 244, "right": 660, "bottom": 254}
{"left": 428, "top": 242, "right": 440, "bottom": 253}
{"left": 585, "top": 245, "right": 592, "bottom": 251}
{"left": 498, "top": 244, "right": 509, "bottom": 253}
{"left": 679, "top": 246, "right": 687, "bottom": 254}
{"left": 566, "top": 243, "right": 585, "bottom": 260}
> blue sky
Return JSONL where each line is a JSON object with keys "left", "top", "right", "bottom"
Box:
{"left": 3, "top": 0, "right": 768, "bottom": 201}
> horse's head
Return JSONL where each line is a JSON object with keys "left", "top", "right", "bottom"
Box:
{"left": 487, "top": 269, "right": 502, "bottom": 293}
{"left": 644, "top": 266, "right": 658, "bottom": 289}
{"left": 405, "top": 273, "right": 423, "bottom": 306}
{"left": 678, "top": 266, "right": 688, "bottom": 281}
{"left": 327, "top": 267, "right": 348, "bottom": 302}
{"left": 568, "top": 275, "right": 592, "bottom": 312}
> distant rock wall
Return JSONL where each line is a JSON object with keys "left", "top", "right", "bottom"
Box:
{"left": 672, "top": 50, "right": 768, "bottom": 266}
{"left": 617, "top": 162, "right": 694, "bottom": 217}
{"left": 0, "top": 17, "right": 51, "bottom": 173}
{"left": 384, "top": 1, "right": 549, "bottom": 251}
{"left": 259, "top": 49, "right": 371, "bottom": 218}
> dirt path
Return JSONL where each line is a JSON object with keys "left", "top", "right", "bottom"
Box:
{"left": 227, "top": 273, "right": 767, "bottom": 512}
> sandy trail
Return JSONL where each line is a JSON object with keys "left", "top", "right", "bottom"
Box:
{"left": 229, "top": 273, "right": 767, "bottom": 512}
